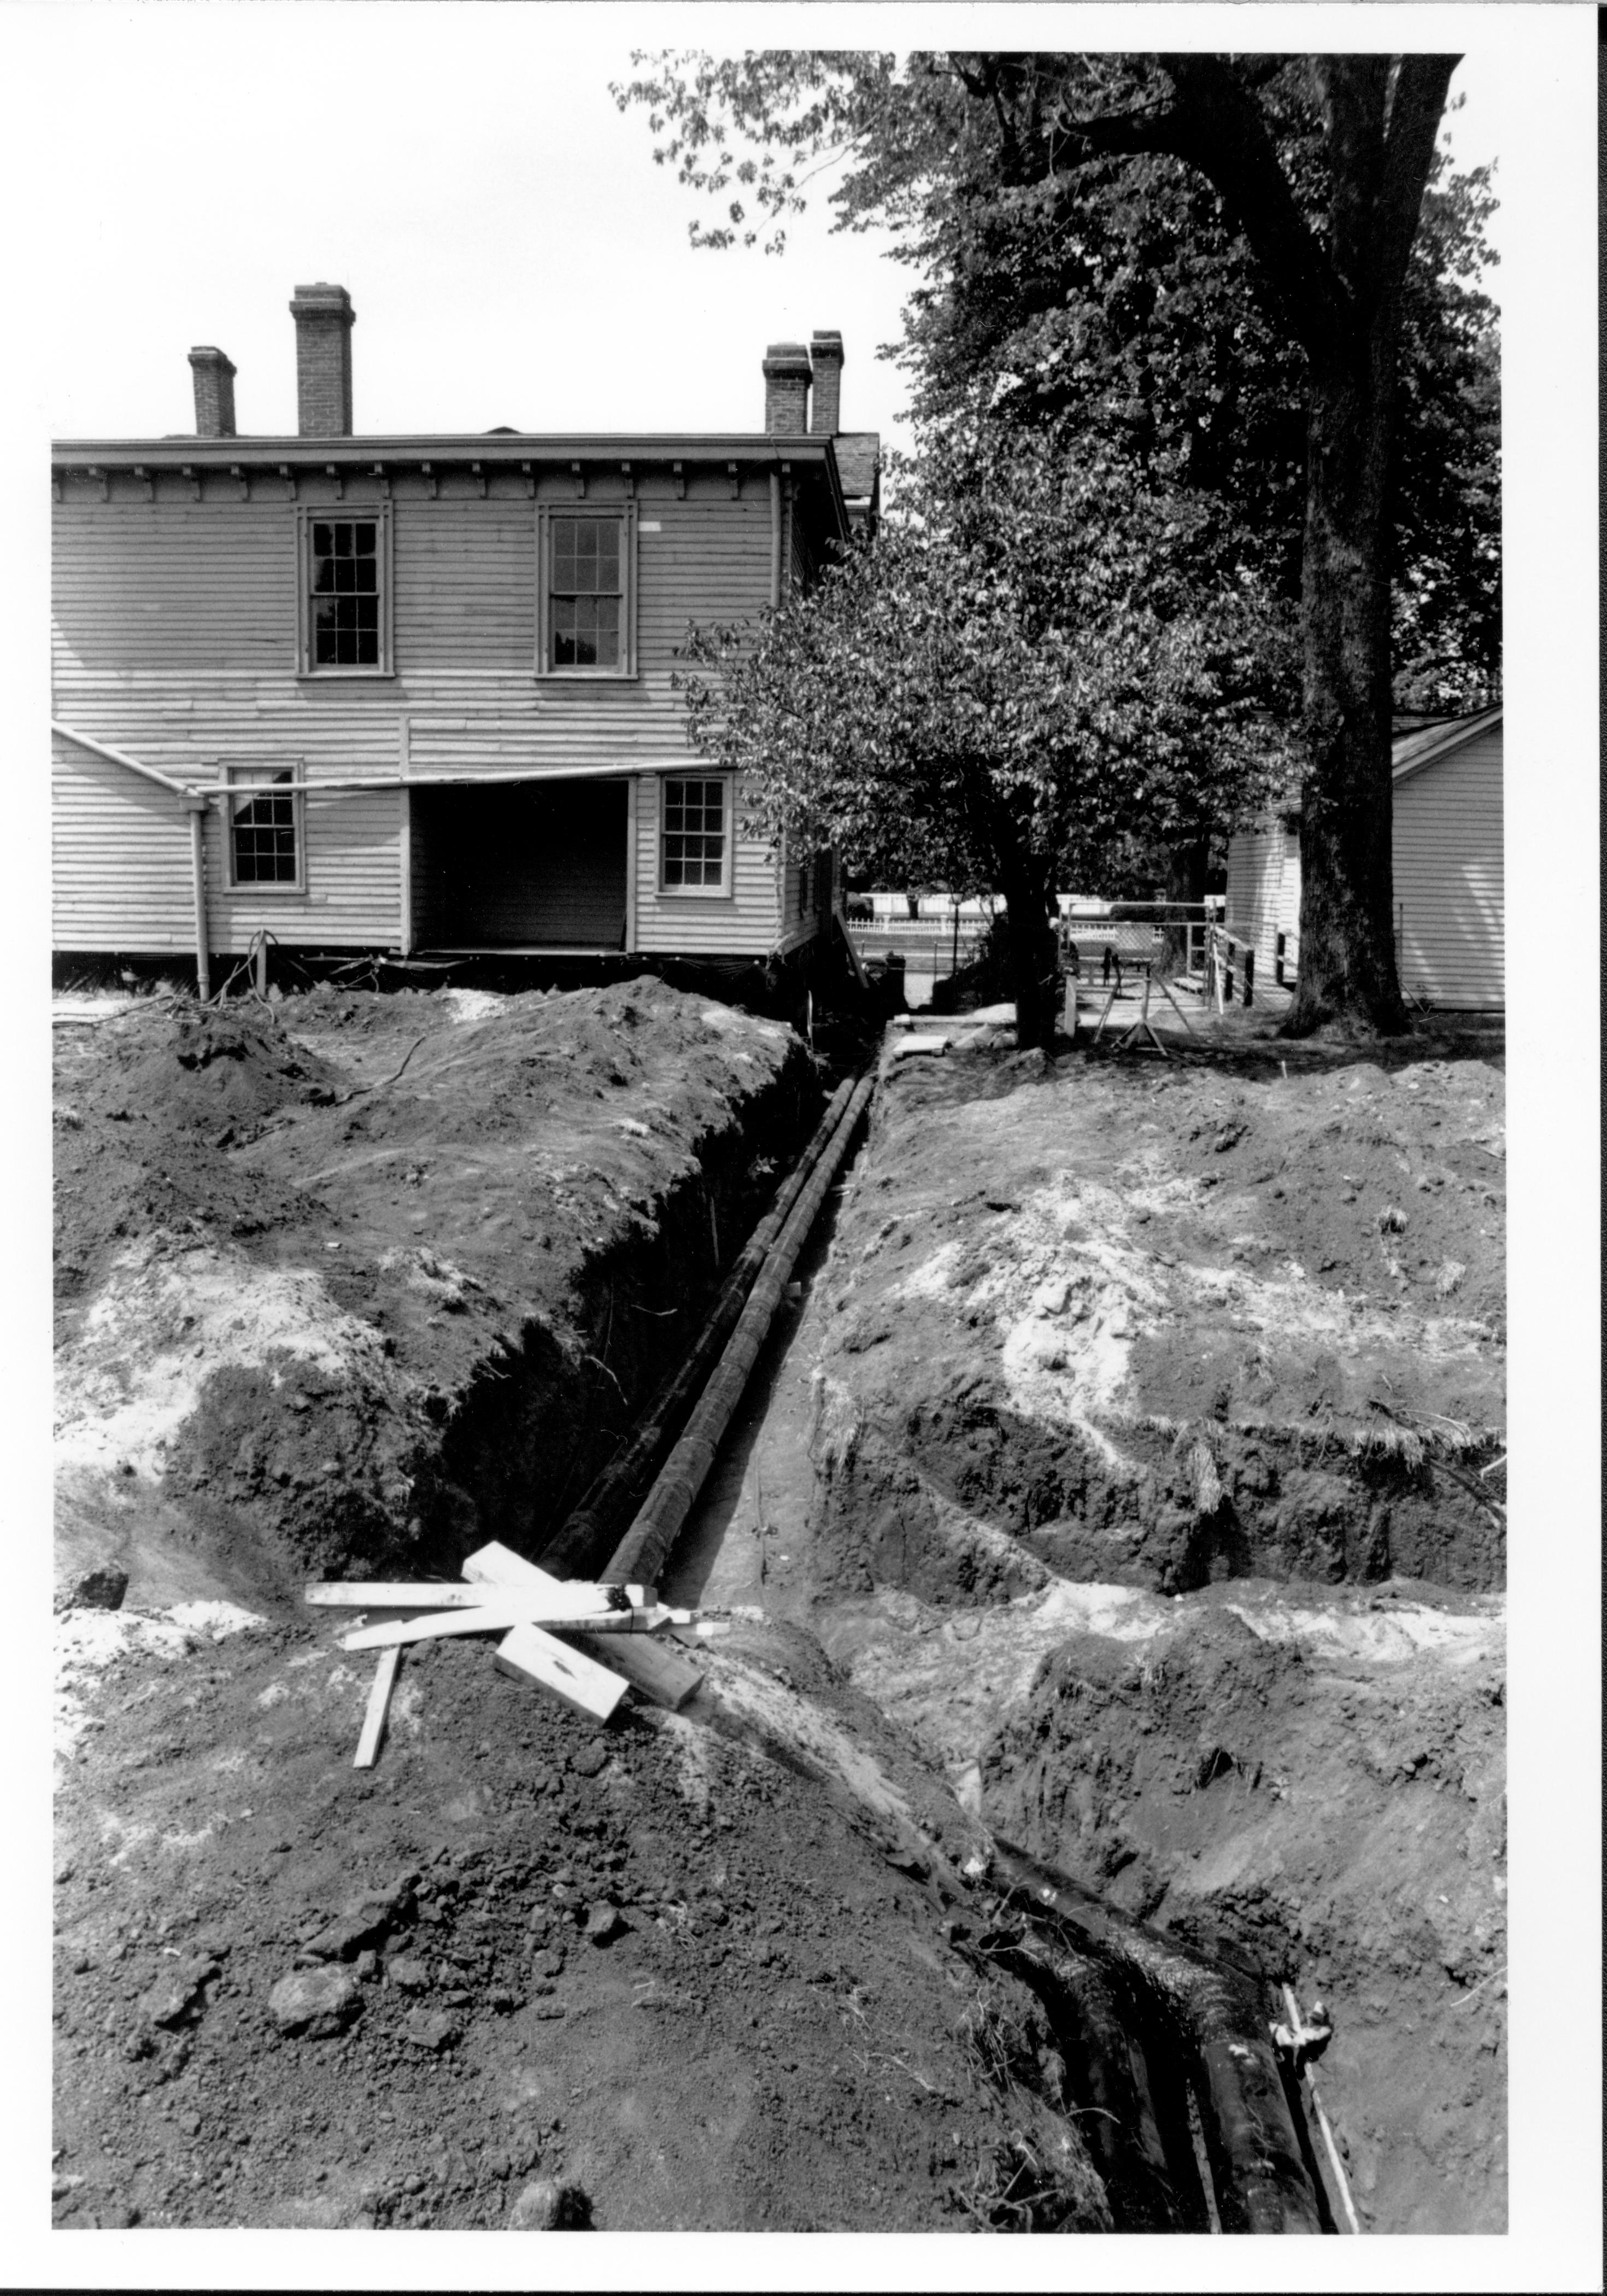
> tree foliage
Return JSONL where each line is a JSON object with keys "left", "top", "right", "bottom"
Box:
{"left": 677, "top": 429, "right": 1297, "bottom": 1046}
{"left": 619, "top": 50, "right": 1499, "bottom": 714}
{"left": 622, "top": 50, "right": 1495, "bottom": 1033}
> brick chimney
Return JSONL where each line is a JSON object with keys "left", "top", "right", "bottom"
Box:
{"left": 188, "top": 346, "right": 237, "bottom": 438}
{"left": 809, "top": 331, "right": 844, "bottom": 435}
{"left": 289, "top": 282, "right": 356, "bottom": 436}
{"left": 762, "top": 342, "right": 811, "bottom": 435}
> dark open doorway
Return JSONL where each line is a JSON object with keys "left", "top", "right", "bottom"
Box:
{"left": 412, "top": 778, "right": 628, "bottom": 950}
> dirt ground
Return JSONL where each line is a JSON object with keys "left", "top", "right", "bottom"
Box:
{"left": 53, "top": 982, "right": 1506, "bottom": 2237}
{"left": 671, "top": 1017, "right": 1507, "bottom": 2233}
{"left": 54, "top": 979, "right": 817, "bottom": 1610}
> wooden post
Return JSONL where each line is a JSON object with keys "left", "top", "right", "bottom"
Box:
{"left": 1274, "top": 931, "right": 1285, "bottom": 988}
{"left": 1243, "top": 948, "right": 1255, "bottom": 1008}
{"left": 397, "top": 716, "right": 414, "bottom": 956}
{"left": 624, "top": 776, "right": 638, "bottom": 953}
{"left": 185, "top": 794, "right": 210, "bottom": 1001}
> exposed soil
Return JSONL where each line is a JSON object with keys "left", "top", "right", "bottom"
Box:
{"left": 53, "top": 1602, "right": 1113, "bottom": 2233}
{"left": 670, "top": 1019, "right": 1507, "bottom": 2233}
{"left": 54, "top": 986, "right": 1506, "bottom": 2238}
{"left": 54, "top": 980, "right": 817, "bottom": 1610}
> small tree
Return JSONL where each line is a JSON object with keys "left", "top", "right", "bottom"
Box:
{"left": 678, "top": 431, "right": 1296, "bottom": 1049}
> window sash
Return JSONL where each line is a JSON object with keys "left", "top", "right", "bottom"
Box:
{"left": 538, "top": 505, "right": 636, "bottom": 677}
{"left": 227, "top": 769, "right": 303, "bottom": 889}
{"left": 661, "top": 776, "right": 729, "bottom": 892}
{"left": 298, "top": 506, "right": 391, "bottom": 676}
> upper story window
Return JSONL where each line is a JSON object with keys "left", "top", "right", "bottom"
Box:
{"left": 227, "top": 766, "right": 303, "bottom": 891}
{"left": 537, "top": 505, "right": 637, "bottom": 678}
{"left": 297, "top": 504, "right": 392, "bottom": 676}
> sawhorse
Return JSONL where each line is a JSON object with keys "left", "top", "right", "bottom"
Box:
{"left": 1090, "top": 960, "right": 1197, "bottom": 1056}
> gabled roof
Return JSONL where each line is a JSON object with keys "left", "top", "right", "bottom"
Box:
{"left": 1392, "top": 704, "right": 1503, "bottom": 786}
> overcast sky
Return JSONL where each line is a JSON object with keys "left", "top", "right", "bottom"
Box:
{"left": 24, "top": 9, "right": 1501, "bottom": 462}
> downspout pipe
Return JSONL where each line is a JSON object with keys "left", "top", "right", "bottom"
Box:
{"left": 769, "top": 469, "right": 783, "bottom": 612}
{"left": 183, "top": 792, "right": 211, "bottom": 1001}
{"left": 603, "top": 1069, "right": 876, "bottom": 1589}
{"left": 537, "top": 1073, "right": 861, "bottom": 1580}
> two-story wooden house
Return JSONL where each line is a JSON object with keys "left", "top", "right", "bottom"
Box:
{"left": 51, "top": 284, "right": 879, "bottom": 992}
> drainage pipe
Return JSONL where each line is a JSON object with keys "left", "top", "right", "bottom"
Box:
{"left": 993, "top": 1838, "right": 1322, "bottom": 2235}
{"left": 184, "top": 793, "right": 212, "bottom": 1002}
{"left": 537, "top": 1071, "right": 863, "bottom": 1580}
{"left": 603, "top": 1069, "right": 876, "bottom": 1588}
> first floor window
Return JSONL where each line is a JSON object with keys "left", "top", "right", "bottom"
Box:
{"left": 661, "top": 776, "right": 729, "bottom": 891}
{"left": 229, "top": 769, "right": 302, "bottom": 887}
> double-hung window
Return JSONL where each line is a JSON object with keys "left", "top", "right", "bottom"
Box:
{"left": 227, "top": 766, "right": 303, "bottom": 891}
{"left": 297, "top": 505, "right": 392, "bottom": 675}
{"left": 660, "top": 775, "right": 730, "bottom": 895}
{"left": 537, "top": 506, "right": 637, "bottom": 678}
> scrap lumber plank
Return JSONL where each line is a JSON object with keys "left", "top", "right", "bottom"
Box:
{"left": 462, "top": 1541, "right": 572, "bottom": 1601}
{"left": 495, "top": 1621, "right": 627, "bottom": 1723}
{"left": 465, "top": 1539, "right": 699, "bottom": 1708}
{"left": 565, "top": 1628, "right": 703, "bottom": 1711}
{"left": 307, "top": 1582, "right": 493, "bottom": 1610}
{"left": 341, "top": 1600, "right": 602, "bottom": 1652}
{"left": 339, "top": 1599, "right": 668, "bottom": 1653}
{"left": 353, "top": 1645, "right": 401, "bottom": 1769}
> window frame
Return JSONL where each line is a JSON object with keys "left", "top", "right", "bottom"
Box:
{"left": 658, "top": 771, "right": 734, "bottom": 899}
{"left": 536, "top": 503, "right": 638, "bottom": 681}
{"left": 225, "top": 764, "right": 306, "bottom": 894}
{"left": 296, "top": 503, "right": 394, "bottom": 678}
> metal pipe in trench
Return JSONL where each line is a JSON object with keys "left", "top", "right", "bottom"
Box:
{"left": 603, "top": 1070, "right": 876, "bottom": 1588}
{"left": 537, "top": 1071, "right": 864, "bottom": 1581}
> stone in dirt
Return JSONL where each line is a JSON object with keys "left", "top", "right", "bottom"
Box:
{"left": 403, "top": 2008, "right": 461, "bottom": 2051}
{"left": 507, "top": 2177, "right": 591, "bottom": 2230}
{"left": 56, "top": 1563, "right": 129, "bottom": 1613}
{"left": 268, "top": 1965, "right": 361, "bottom": 2039}
{"left": 584, "top": 1902, "right": 625, "bottom": 1946}
{"left": 386, "top": 1954, "right": 431, "bottom": 1993}
{"left": 138, "top": 1958, "right": 217, "bottom": 2028}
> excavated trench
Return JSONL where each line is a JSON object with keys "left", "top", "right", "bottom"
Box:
{"left": 56, "top": 989, "right": 1504, "bottom": 2231}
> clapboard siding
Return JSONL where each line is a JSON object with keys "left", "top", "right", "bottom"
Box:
{"left": 53, "top": 480, "right": 817, "bottom": 959}
{"left": 54, "top": 503, "right": 297, "bottom": 676}
{"left": 207, "top": 788, "right": 401, "bottom": 954}
{"left": 1224, "top": 821, "right": 1298, "bottom": 979}
{"left": 53, "top": 730, "right": 195, "bottom": 949}
{"left": 1393, "top": 725, "right": 1504, "bottom": 1009}
{"left": 633, "top": 771, "right": 780, "bottom": 957}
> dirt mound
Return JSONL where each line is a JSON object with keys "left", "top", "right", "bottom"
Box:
{"left": 55, "top": 979, "right": 817, "bottom": 1608}
{"left": 52, "top": 1608, "right": 1108, "bottom": 2233}
{"left": 807, "top": 1034, "right": 1504, "bottom": 1600}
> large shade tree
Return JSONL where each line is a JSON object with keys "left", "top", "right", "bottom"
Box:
{"left": 677, "top": 429, "right": 1296, "bottom": 1049}
{"left": 621, "top": 50, "right": 1492, "bottom": 1034}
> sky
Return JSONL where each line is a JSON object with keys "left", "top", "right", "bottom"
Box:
{"left": 24, "top": 10, "right": 1502, "bottom": 464}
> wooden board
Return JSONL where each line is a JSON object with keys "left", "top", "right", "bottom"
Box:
{"left": 353, "top": 1645, "right": 401, "bottom": 1769}
{"left": 461, "top": 1541, "right": 570, "bottom": 1599}
{"left": 340, "top": 1597, "right": 621, "bottom": 1653}
{"left": 307, "top": 1582, "right": 492, "bottom": 1610}
{"left": 465, "top": 1539, "right": 698, "bottom": 1709}
{"left": 566, "top": 1628, "right": 703, "bottom": 1712}
{"left": 494, "top": 1621, "right": 627, "bottom": 1723}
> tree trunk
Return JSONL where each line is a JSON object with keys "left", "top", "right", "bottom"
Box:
{"left": 1285, "top": 349, "right": 1409, "bottom": 1036}
{"left": 998, "top": 871, "right": 1059, "bottom": 1050}
{"left": 1159, "top": 837, "right": 1210, "bottom": 975}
